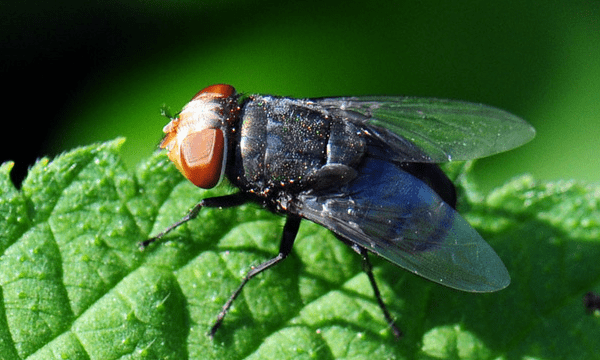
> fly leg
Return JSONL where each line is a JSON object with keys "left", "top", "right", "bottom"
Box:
{"left": 358, "top": 246, "right": 403, "bottom": 339}
{"left": 208, "top": 215, "right": 302, "bottom": 338}
{"left": 139, "top": 193, "right": 249, "bottom": 249}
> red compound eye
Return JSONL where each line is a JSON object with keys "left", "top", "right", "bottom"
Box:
{"left": 191, "top": 84, "right": 235, "bottom": 101}
{"left": 178, "top": 128, "right": 225, "bottom": 189}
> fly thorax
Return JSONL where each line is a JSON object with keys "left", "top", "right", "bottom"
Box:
{"left": 237, "top": 96, "right": 367, "bottom": 193}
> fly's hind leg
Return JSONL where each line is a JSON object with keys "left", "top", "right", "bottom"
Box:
{"left": 357, "top": 246, "right": 403, "bottom": 339}
{"left": 337, "top": 237, "right": 402, "bottom": 339}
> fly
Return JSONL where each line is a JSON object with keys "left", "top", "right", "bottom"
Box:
{"left": 140, "top": 84, "right": 536, "bottom": 338}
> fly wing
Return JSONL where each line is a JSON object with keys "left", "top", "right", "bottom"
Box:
{"left": 295, "top": 156, "right": 510, "bottom": 292}
{"left": 310, "top": 96, "right": 535, "bottom": 162}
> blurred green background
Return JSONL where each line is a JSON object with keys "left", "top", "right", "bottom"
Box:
{"left": 2, "top": 0, "right": 599, "bottom": 191}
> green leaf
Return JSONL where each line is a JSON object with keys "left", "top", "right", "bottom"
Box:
{"left": 1, "top": 139, "right": 599, "bottom": 359}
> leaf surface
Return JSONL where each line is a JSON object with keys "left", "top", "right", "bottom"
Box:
{"left": 1, "top": 139, "right": 599, "bottom": 359}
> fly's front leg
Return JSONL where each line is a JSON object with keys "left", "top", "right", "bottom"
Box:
{"left": 139, "top": 193, "right": 249, "bottom": 249}
{"left": 208, "top": 215, "right": 302, "bottom": 338}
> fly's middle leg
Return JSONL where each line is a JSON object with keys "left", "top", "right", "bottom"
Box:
{"left": 208, "top": 215, "right": 302, "bottom": 338}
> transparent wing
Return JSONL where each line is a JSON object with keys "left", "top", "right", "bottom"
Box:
{"left": 311, "top": 96, "right": 535, "bottom": 162}
{"left": 296, "top": 156, "right": 510, "bottom": 292}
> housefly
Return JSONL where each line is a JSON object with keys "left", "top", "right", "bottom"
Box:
{"left": 141, "top": 84, "right": 535, "bottom": 338}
